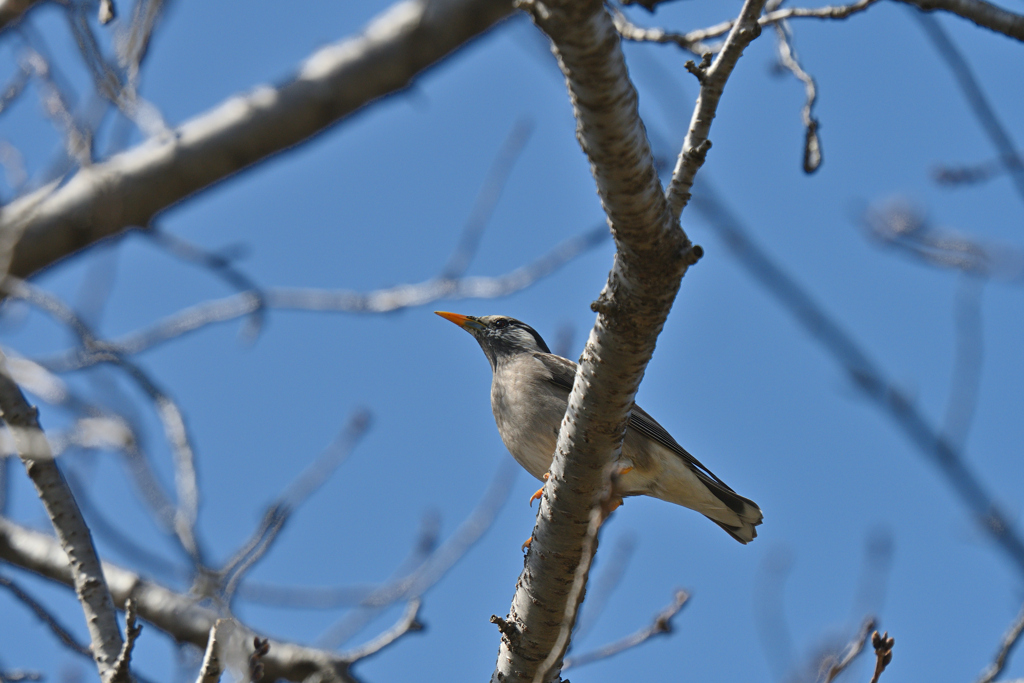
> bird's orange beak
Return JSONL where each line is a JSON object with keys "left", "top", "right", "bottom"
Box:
{"left": 435, "top": 311, "right": 485, "bottom": 331}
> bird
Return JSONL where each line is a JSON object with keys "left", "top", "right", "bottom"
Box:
{"left": 435, "top": 311, "right": 763, "bottom": 544}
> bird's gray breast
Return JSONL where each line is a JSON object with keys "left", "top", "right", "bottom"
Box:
{"left": 490, "top": 355, "right": 567, "bottom": 481}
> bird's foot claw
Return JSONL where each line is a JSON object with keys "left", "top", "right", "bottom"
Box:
{"left": 528, "top": 472, "right": 550, "bottom": 507}
{"left": 521, "top": 536, "right": 533, "bottom": 552}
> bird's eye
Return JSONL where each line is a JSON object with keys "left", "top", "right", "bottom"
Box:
{"left": 493, "top": 319, "right": 509, "bottom": 329}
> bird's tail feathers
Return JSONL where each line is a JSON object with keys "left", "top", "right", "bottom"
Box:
{"left": 703, "top": 484, "right": 763, "bottom": 544}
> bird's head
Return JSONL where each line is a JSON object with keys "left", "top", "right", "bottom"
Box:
{"left": 435, "top": 312, "right": 550, "bottom": 369}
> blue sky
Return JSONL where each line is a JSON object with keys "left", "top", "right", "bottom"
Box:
{"left": 1, "top": 1, "right": 1023, "bottom": 682}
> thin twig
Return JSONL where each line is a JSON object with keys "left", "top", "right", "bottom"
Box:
{"left": 238, "top": 512, "right": 440, "bottom": 609}
{"left": 196, "top": 620, "right": 230, "bottom": 683}
{"left": 220, "top": 410, "right": 372, "bottom": 601}
{"left": 822, "top": 617, "right": 877, "bottom": 683}
{"left": 18, "top": 45, "right": 91, "bottom": 167}
{"left": 38, "top": 225, "right": 608, "bottom": 374}
{"left": 563, "top": 589, "right": 689, "bottom": 670}
{"left": 691, "top": 177, "right": 1024, "bottom": 576}
{"left": 910, "top": 9, "right": 1024, "bottom": 210}
{"left": 666, "top": 0, "right": 769, "bottom": 220}
{"left": 0, "top": 354, "right": 124, "bottom": 678}
{"left": 617, "top": 0, "right": 880, "bottom": 54}
{"left": 943, "top": 277, "right": 984, "bottom": 451}
{"left": 869, "top": 630, "right": 894, "bottom": 683}
{"left": 772, "top": 19, "right": 821, "bottom": 173}
{"left": 861, "top": 200, "right": 1024, "bottom": 282}
{"left": 441, "top": 117, "right": 534, "bottom": 279}
{"left": 109, "top": 598, "right": 143, "bottom": 683}
{"left": 0, "top": 517, "right": 356, "bottom": 683}
{"left": 317, "top": 459, "right": 516, "bottom": 649}
{"left": 3, "top": 277, "right": 205, "bottom": 564}
{"left": 143, "top": 228, "right": 267, "bottom": 339}
{"left": 338, "top": 599, "right": 424, "bottom": 663}
{"left": 0, "top": 573, "right": 93, "bottom": 657}
{"left": 0, "top": 61, "right": 30, "bottom": 116}
{"left": 933, "top": 154, "right": 1022, "bottom": 186}
{"left": 976, "top": 601, "right": 1024, "bottom": 683}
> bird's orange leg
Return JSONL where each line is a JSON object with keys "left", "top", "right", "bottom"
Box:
{"left": 603, "top": 466, "right": 633, "bottom": 515}
{"left": 528, "top": 472, "right": 550, "bottom": 507}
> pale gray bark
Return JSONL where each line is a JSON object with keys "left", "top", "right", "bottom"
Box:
{"left": 0, "top": 0, "right": 514, "bottom": 280}
{"left": 489, "top": 1, "right": 764, "bottom": 681}
{"left": 0, "top": 517, "right": 358, "bottom": 683}
{"left": 0, "top": 361, "right": 124, "bottom": 680}
{"left": 899, "top": 0, "right": 1024, "bottom": 41}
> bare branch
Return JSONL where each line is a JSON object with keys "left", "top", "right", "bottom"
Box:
{"left": 869, "top": 631, "right": 894, "bottom": 683}
{"left": 910, "top": 9, "right": 1024, "bottom": 208}
{"left": 976, "top": 601, "right": 1024, "bottom": 683}
{"left": 666, "top": 0, "right": 768, "bottom": 219}
{"left": 489, "top": 0, "right": 763, "bottom": 678}
{"left": 3, "top": 278, "right": 205, "bottom": 564}
{"left": 221, "top": 411, "right": 372, "bottom": 601}
{"left": 109, "top": 598, "right": 143, "bottom": 683}
{"left": 898, "top": 0, "right": 1024, "bottom": 41}
{"left": 692, "top": 177, "right": 1024, "bottom": 574}
{"left": 822, "top": 618, "right": 877, "bottom": 683}
{"left": 142, "top": 228, "right": 267, "bottom": 339}
{"left": 617, "top": 0, "right": 880, "bottom": 53}
{"left": 442, "top": 117, "right": 534, "bottom": 279}
{"left": 0, "top": 572, "right": 93, "bottom": 658}
{"left": 338, "top": 599, "right": 424, "bottom": 663}
{"left": 610, "top": 7, "right": 717, "bottom": 56}
{"left": 0, "top": 0, "right": 516, "bottom": 280}
{"left": 861, "top": 200, "right": 1024, "bottom": 282}
{"left": 943, "top": 277, "right": 984, "bottom": 451}
{"left": 18, "top": 46, "right": 92, "bottom": 168}
{"left": 0, "top": 61, "right": 31, "bottom": 116}
{"left": 563, "top": 589, "right": 689, "bottom": 670}
{"left": 38, "top": 225, "right": 608, "bottom": 374}
{"left": 771, "top": 19, "right": 821, "bottom": 173}
{"left": 0, "top": 517, "right": 358, "bottom": 682}
{"left": 0, "top": 357, "right": 124, "bottom": 678}
{"left": 196, "top": 620, "right": 230, "bottom": 683}
{"left": 318, "top": 459, "right": 515, "bottom": 648}
{"left": 0, "top": 670, "right": 43, "bottom": 682}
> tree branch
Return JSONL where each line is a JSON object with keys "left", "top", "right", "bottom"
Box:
{"left": 337, "top": 599, "right": 424, "bottom": 663}
{"left": 666, "top": 0, "right": 766, "bottom": 219}
{"left": 37, "top": 225, "right": 608, "bottom": 374}
{"left": 0, "top": 517, "right": 357, "bottom": 683}
{"left": 0, "top": 357, "right": 124, "bottom": 680}
{"left": 897, "top": 0, "right": 1024, "bottom": 41}
{"left": 976, "top": 601, "right": 1024, "bottom": 683}
{"left": 691, "top": 178, "right": 1024, "bottom": 575}
{"left": 0, "top": 572, "right": 93, "bottom": 658}
{"left": 0, "top": 0, "right": 515, "bottom": 280}
{"left": 489, "top": 0, "right": 764, "bottom": 680}
{"left": 562, "top": 589, "right": 689, "bottom": 670}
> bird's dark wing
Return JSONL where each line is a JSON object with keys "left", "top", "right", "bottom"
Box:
{"left": 533, "top": 352, "right": 578, "bottom": 393}
{"left": 535, "top": 351, "right": 746, "bottom": 502}
{"left": 628, "top": 405, "right": 733, "bottom": 489}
